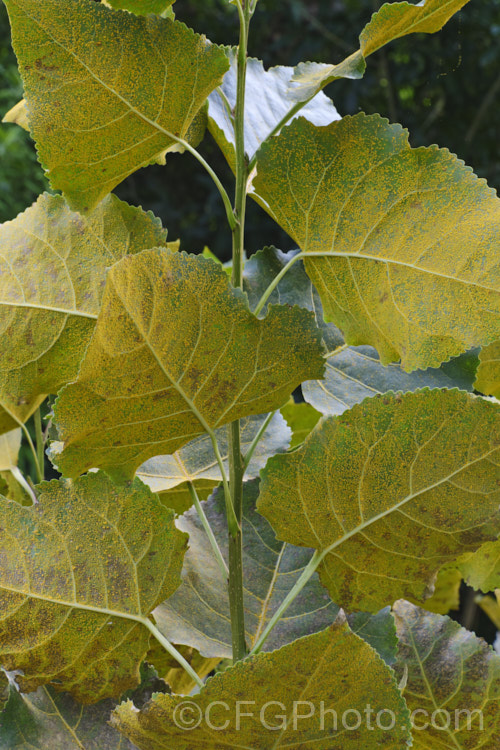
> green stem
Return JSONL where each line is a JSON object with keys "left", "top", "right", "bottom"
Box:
{"left": 247, "top": 97, "right": 314, "bottom": 174}
{"left": 34, "top": 407, "right": 45, "bottom": 481}
{"left": 242, "top": 410, "right": 275, "bottom": 471}
{"left": 253, "top": 251, "right": 305, "bottom": 316}
{"left": 209, "top": 432, "right": 239, "bottom": 536}
{"left": 188, "top": 481, "right": 229, "bottom": 579}
{"left": 249, "top": 549, "right": 324, "bottom": 656}
{"left": 226, "top": 0, "right": 251, "bottom": 664}
{"left": 143, "top": 619, "right": 204, "bottom": 689}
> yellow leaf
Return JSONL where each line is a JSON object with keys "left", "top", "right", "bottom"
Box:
{"left": 54, "top": 250, "right": 324, "bottom": 479}
{"left": 2, "top": 98, "right": 29, "bottom": 131}
{"left": 258, "top": 390, "right": 500, "bottom": 611}
{"left": 475, "top": 340, "right": 500, "bottom": 398}
{"left": 253, "top": 114, "right": 500, "bottom": 370}
{"left": 4, "top": 0, "right": 229, "bottom": 212}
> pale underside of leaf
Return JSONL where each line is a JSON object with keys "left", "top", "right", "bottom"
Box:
{"left": 0, "top": 472, "right": 187, "bottom": 702}
{"left": 4, "top": 0, "right": 229, "bottom": 212}
{"left": 253, "top": 114, "right": 500, "bottom": 371}
{"left": 258, "top": 389, "right": 500, "bottom": 612}
{"left": 0, "top": 192, "right": 167, "bottom": 433}
{"left": 154, "top": 480, "right": 340, "bottom": 659}
{"left": 112, "top": 617, "right": 411, "bottom": 750}
{"left": 207, "top": 52, "right": 340, "bottom": 171}
{"left": 53, "top": 250, "right": 324, "bottom": 480}
{"left": 393, "top": 600, "right": 500, "bottom": 749}
{"left": 136, "top": 411, "right": 290, "bottom": 510}
{"left": 290, "top": 0, "right": 472, "bottom": 99}
{"left": 0, "top": 429, "right": 22, "bottom": 471}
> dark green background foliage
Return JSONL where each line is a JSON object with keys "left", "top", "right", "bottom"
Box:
{"left": 1, "top": 0, "right": 499, "bottom": 256}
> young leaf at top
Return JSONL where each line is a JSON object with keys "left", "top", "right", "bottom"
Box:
{"left": 207, "top": 52, "right": 340, "bottom": 172}
{"left": 4, "top": 0, "right": 229, "bottom": 212}
{"left": 154, "top": 480, "right": 340, "bottom": 659}
{"left": 0, "top": 192, "right": 167, "bottom": 434}
{"left": 0, "top": 472, "right": 187, "bottom": 702}
{"left": 0, "top": 684, "right": 139, "bottom": 749}
{"left": 291, "top": 0, "right": 471, "bottom": 100}
{"left": 53, "top": 250, "right": 324, "bottom": 480}
{"left": 112, "top": 617, "right": 411, "bottom": 750}
{"left": 258, "top": 390, "right": 500, "bottom": 612}
{"left": 253, "top": 114, "right": 500, "bottom": 371}
{"left": 475, "top": 340, "right": 500, "bottom": 398}
{"left": 136, "top": 411, "right": 291, "bottom": 513}
{"left": 393, "top": 600, "right": 500, "bottom": 749}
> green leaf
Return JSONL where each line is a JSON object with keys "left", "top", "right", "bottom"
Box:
{"left": 257, "top": 390, "right": 500, "bottom": 612}
{"left": 475, "top": 341, "right": 500, "bottom": 398}
{"left": 0, "top": 684, "right": 139, "bottom": 749}
{"left": 280, "top": 402, "right": 321, "bottom": 449}
{"left": 154, "top": 480, "right": 339, "bottom": 659}
{"left": 0, "top": 472, "right": 187, "bottom": 702}
{"left": 106, "top": 0, "right": 174, "bottom": 16}
{"left": 459, "top": 539, "right": 500, "bottom": 592}
{"left": 348, "top": 607, "right": 397, "bottom": 666}
{"left": 394, "top": 600, "right": 500, "bottom": 749}
{"left": 112, "top": 617, "right": 411, "bottom": 749}
{"left": 253, "top": 114, "right": 500, "bottom": 370}
{"left": 291, "top": 0, "right": 471, "bottom": 99}
{"left": 303, "top": 345, "right": 479, "bottom": 416}
{"left": 4, "top": 0, "right": 229, "bottom": 212}
{"left": 208, "top": 52, "right": 340, "bottom": 171}
{"left": 0, "top": 192, "right": 167, "bottom": 434}
{"left": 54, "top": 250, "right": 324, "bottom": 480}
{"left": 137, "top": 412, "right": 291, "bottom": 513}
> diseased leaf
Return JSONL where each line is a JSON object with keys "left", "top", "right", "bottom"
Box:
{"left": 137, "top": 412, "right": 291, "bottom": 513}
{"left": 0, "top": 192, "right": 167, "bottom": 434}
{"left": 0, "top": 472, "right": 187, "bottom": 702}
{"left": 0, "top": 684, "right": 139, "bottom": 749}
{"left": 257, "top": 390, "right": 500, "bottom": 612}
{"left": 280, "top": 402, "right": 321, "bottom": 448}
{"left": 4, "top": 0, "right": 229, "bottom": 212}
{"left": 1, "top": 97, "right": 29, "bottom": 131}
{"left": 394, "top": 600, "right": 500, "bottom": 749}
{"left": 303, "top": 345, "right": 478, "bottom": 416}
{"left": 106, "top": 0, "right": 174, "bottom": 15}
{"left": 459, "top": 539, "right": 500, "bottom": 592}
{"left": 253, "top": 114, "right": 500, "bottom": 370}
{"left": 154, "top": 480, "right": 339, "bottom": 659}
{"left": 112, "top": 617, "right": 411, "bottom": 750}
{"left": 0, "top": 671, "right": 8, "bottom": 712}
{"left": 54, "top": 250, "right": 324, "bottom": 480}
{"left": 291, "top": 0, "right": 471, "bottom": 99}
{"left": 475, "top": 341, "right": 500, "bottom": 398}
{"left": 410, "top": 564, "right": 462, "bottom": 614}
{"left": 208, "top": 52, "right": 340, "bottom": 171}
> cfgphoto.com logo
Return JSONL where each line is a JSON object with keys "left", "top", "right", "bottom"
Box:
{"left": 172, "top": 700, "right": 484, "bottom": 733}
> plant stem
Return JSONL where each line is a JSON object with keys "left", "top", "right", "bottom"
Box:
{"left": 143, "top": 618, "right": 204, "bottom": 689}
{"left": 10, "top": 467, "right": 38, "bottom": 504}
{"left": 227, "top": 0, "right": 251, "bottom": 664}
{"left": 34, "top": 407, "right": 45, "bottom": 481}
{"left": 188, "top": 481, "right": 229, "bottom": 579}
{"left": 249, "top": 549, "right": 323, "bottom": 656}
{"left": 242, "top": 410, "right": 275, "bottom": 471}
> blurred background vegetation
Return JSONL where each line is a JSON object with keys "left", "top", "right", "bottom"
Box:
{"left": 1, "top": 0, "right": 499, "bottom": 259}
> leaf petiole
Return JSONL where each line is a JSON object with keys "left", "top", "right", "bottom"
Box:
{"left": 188, "top": 481, "right": 229, "bottom": 579}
